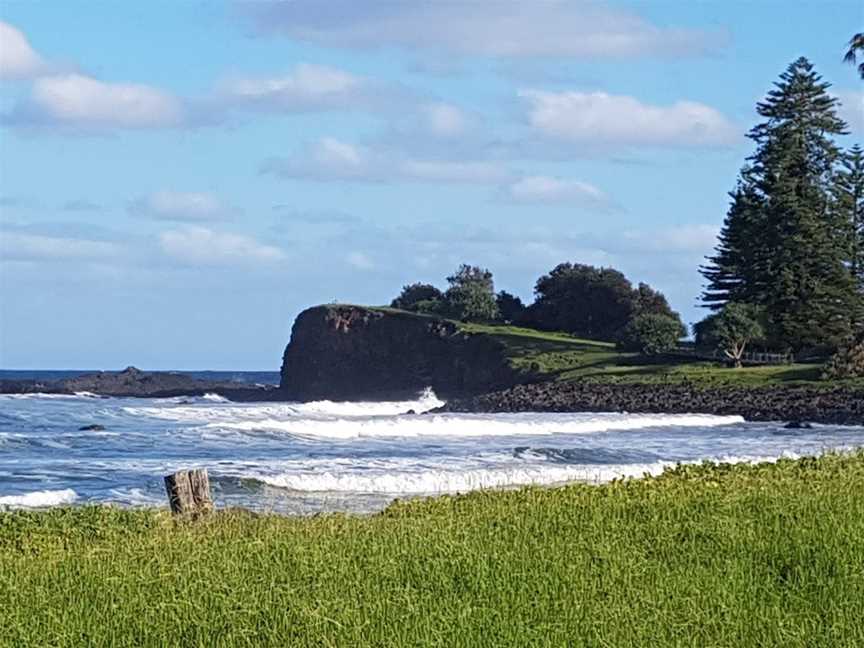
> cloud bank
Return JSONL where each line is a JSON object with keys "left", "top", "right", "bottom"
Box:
{"left": 249, "top": 1, "right": 727, "bottom": 60}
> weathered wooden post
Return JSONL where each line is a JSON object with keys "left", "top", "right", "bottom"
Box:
{"left": 164, "top": 468, "right": 213, "bottom": 516}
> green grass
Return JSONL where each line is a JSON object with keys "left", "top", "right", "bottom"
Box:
{"left": 2, "top": 453, "right": 864, "bottom": 646}
{"left": 457, "top": 321, "right": 862, "bottom": 388}
{"left": 333, "top": 305, "right": 861, "bottom": 387}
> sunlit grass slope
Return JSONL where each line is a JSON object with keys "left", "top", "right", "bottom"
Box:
{"left": 458, "top": 321, "right": 859, "bottom": 387}
{"left": 2, "top": 453, "right": 864, "bottom": 646}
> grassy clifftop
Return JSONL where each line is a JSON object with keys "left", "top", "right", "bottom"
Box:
{"left": 292, "top": 305, "right": 859, "bottom": 389}
{"left": 454, "top": 320, "right": 855, "bottom": 388}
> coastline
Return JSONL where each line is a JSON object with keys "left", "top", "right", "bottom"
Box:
{"left": 4, "top": 365, "right": 862, "bottom": 426}
{"left": 436, "top": 381, "right": 864, "bottom": 426}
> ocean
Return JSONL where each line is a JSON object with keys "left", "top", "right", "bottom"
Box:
{"left": 2, "top": 371, "right": 864, "bottom": 514}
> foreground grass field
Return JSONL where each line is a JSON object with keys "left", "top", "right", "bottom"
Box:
{"left": 2, "top": 453, "right": 864, "bottom": 646}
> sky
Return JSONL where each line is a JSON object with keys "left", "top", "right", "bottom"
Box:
{"left": 0, "top": 1, "right": 862, "bottom": 370}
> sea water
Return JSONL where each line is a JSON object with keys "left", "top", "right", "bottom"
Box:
{"left": 2, "top": 377, "right": 864, "bottom": 514}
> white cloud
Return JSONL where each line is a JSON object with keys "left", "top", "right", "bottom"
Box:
{"left": 835, "top": 90, "right": 863, "bottom": 134}
{"left": 346, "top": 251, "right": 375, "bottom": 270}
{"left": 520, "top": 90, "right": 738, "bottom": 148}
{"left": 17, "top": 74, "right": 184, "bottom": 129}
{"left": 249, "top": 1, "right": 726, "bottom": 60}
{"left": 158, "top": 226, "right": 285, "bottom": 265}
{"left": 219, "top": 63, "right": 368, "bottom": 112}
{"left": 505, "top": 175, "right": 613, "bottom": 209}
{"left": 401, "top": 159, "right": 510, "bottom": 184}
{"left": 0, "top": 230, "right": 122, "bottom": 261}
{"left": 422, "top": 102, "right": 470, "bottom": 137}
{"left": 621, "top": 224, "right": 720, "bottom": 253}
{"left": 0, "top": 21, "right": 44, "bottom": 79}
{"left": 129, "top": 191, "right": 234, "bottom": 222}
{"left": 262, "top": 137, "right": 512, "bottom": 184}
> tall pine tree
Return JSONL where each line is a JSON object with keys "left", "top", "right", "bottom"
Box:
{"left": 833, "top": 145, "right": 864, "bottom": 294}
{"left": 700, "top": 174, "right": 765, "bottom": 308}
{"left": 701, "top": 58, "right": 859, "bottom": 351}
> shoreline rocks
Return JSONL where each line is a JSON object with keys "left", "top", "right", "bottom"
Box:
{"left": 435, "top": 381, "right": 864, "bottom": 426}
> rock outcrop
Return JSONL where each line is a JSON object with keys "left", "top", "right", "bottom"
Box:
{"left": 435, "top": 381, "right": 864, "bottom": 426}
{"left": 0, "top": 366, "right": 280, "bottom": 401}
{"left": 280, "top": 305, "right": 527, "bottom": 400}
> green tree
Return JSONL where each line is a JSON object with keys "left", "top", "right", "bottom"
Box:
{"left": 700, "top": 179, "right": 767, "bottom": 308}
{"left": 694, "top": 303, "right": 766, "bottom": 368}
{"left": 527, "top": 264, "right": 636, "bottom": 340}
{"left": 495, "top": 291, "right": 525, "bottom": 323}
{"left": 823, "top": 331, "right": 864, "bottom": 379}
{"left": 617, "top": 314, "right": 686, "bottom": 355}
{"left": 843, "top": 33, "right": 864, "bottom": 79}
{"left": 701, "top": 58, "right": 859, "bottom": 351}
{"left": 443, "top": 264, "right": 499, "bottom": 322}
{"left": 391, "top": 283, "right": 443, "bottom": 312}
{"left": 833, "top": 145, "right": 864, "bottom": 293}
{"left": 633, "top": 282, "right": 680, "bottom": 320}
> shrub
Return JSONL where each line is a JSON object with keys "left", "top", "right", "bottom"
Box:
{"left": 391, "top": 283, "right": 444, "bottom": 312}
{"left": 823, "top": 332, "right": 864, "bottom": 379}
{"left": 617, "top": 314, "right": 686, "bottom": 355}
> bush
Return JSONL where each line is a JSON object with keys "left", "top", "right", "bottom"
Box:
{"left": 617, "top": 314, "right": 686, "bottom": 355}
{"left": 694, "top": 303, "right": 766, "bottom": 367}
{"left": 443, "top": 264, "right": 499, "bottom": 322}
{"left": 495, "top": 291, "right": 525, "bottom": 323}
{"left": 823, "top": 332, "right": 864, "bottom": 379}
{"left": 391, "top": 283, "right": 444, "bottom": 312}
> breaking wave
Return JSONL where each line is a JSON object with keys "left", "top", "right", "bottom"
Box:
{"left": 205, "top": 413, "right": 745, "bottom": 439}
{"left": 249, "top": 451, "right": 804, "bottom": 495}
{"left": 0, "top": 489, "right": 78, "bottom": 508}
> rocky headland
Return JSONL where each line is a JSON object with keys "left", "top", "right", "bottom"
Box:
{"left": 3, "top": 304, "right": 861, "bottom": 425}
{"left": 279, "top": 304, "right": 528, "bottom": 400}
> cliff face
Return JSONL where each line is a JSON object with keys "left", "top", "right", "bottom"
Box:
{"left": 280, "top": 305, "right": 525, "bottom": 400}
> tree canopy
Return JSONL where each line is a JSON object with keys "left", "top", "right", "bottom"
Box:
{"left": 390, "top": 283, "right": 444, "bottom": 312}
{"left": 442, "top": 264, "right": 499, "bottom": 322}
{"left": 695, "top": 303, "right": 766, "bottom": 368}
{"left": 526, "top": 263, "right": 683, "bottom": 341}
{"left": 701, "top": 57, "right": 862, "bottom": 352}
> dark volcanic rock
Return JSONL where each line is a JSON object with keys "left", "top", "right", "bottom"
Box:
{"left": 78, "top": 424, "right": 106, "bottom": 431}
{"left": 436, "top": 382, "right": 864, "bottom": 426}
{"left": 280, "top": 305, "right": 527, "bottom": 400}
{"left": 0, "top": 366, "right": 283, "bottom": 401}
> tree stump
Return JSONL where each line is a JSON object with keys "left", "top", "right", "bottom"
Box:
{"left": 164, "top": 468, "right": 213, "bottom": 516}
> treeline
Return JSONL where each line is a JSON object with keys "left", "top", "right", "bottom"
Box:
{"left": 391, "top": 56, "right": 863, "bottom": 373}
{"left": 391, "top": 263, "right": 687, "bottom": 355}
{"left": 699, "top": 57, "right": 863, "bottom": 362}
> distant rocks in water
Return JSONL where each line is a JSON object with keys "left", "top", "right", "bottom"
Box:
{"left": 436, "top": 382, "right": 864, "bottom": 427}
{"left": 784, "top": 421, "right": 814, "bottom": 430}
{"left": 0, "top": 366, "right": 283, "bottom": 402}
{"left": 78, "top": 424, "right": 106, "bottom": 431}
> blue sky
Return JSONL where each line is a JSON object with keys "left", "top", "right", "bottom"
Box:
{"left": 0, "top": 1, "right": 861, "bottom": 369}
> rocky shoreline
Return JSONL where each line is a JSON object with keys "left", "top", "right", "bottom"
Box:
{"left": 3, "top": 365, "right": 862, "bottom": 426}
{"left": 435, "top": 381, "right": 864, "bottom": 426}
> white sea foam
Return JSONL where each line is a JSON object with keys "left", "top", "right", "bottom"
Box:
{"left": 250, "top": 451, "right": 807, "bottom": 495}
{"left": 255, "top": 463, "right": 670, "bottom": 493}
{"left": 122, "top": 388, "right": 445, "bottom": 422}
{"left": 201, "top": 393, "right": 229, "bottom": 403}
{"left": 207, "top": 412, "right": 745, "bottom": 440}
{"left": 0, "top": 489, "right": 78, "bottom": 508}
{"left": 291, "top": 387, "right": 444, "bottom": 417}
